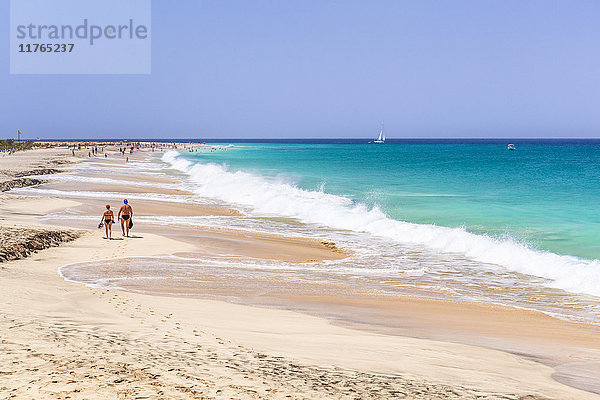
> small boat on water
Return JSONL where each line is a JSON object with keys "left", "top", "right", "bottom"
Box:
{"left": 372, "top": 124, "right": 385, "bottom": 144}
{"left": 507, "top": 144, "right": 516, "bottom": 151}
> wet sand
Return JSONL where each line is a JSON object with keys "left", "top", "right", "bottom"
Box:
{"left": 59, "top": 257, "right": 600, "bottom": 395}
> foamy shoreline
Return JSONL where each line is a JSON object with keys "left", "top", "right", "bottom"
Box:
{"left": 1, "top": 146, "right": 599, "bottom": 399}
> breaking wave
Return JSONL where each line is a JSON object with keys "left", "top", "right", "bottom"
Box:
{"left": 162, "top": 151, "right": 600, "bottom": 297}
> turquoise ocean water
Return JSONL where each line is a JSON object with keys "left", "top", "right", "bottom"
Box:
{"left": 175, "top": 141, "right": 600, "bottom": 260}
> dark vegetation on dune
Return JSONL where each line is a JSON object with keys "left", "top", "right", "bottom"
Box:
{"left": 0, "top": 161, "right": 80, "bottom": 263}
{"left": 0, "top": 227, "right": 82, "bottom": 263}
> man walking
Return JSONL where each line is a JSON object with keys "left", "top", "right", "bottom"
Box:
{"left": 118, "top": 199, "right": 133, "bottom": 237}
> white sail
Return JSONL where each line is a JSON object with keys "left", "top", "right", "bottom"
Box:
{"left": 373, "top": 124, "right": 385, "bottom": 143}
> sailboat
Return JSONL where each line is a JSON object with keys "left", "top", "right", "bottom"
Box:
{"left": 373, "top": 124, "right": 385, "bottom": 144}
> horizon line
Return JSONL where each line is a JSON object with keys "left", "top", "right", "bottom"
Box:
{"left": 29, "top": 137, "right": 600, "bottom": 141}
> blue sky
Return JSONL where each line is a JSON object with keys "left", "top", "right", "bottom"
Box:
{"left": 2, "top": 0, "right": 600, "bottom": 139}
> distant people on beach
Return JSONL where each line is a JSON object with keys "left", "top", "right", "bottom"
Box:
{"left": 99, "top": 205, "right": 114, "bottom": 239}
{"left": 118, "top": 199, "right": 134, "bottom": 237}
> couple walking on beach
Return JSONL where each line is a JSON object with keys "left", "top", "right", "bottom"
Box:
{"left": 99, "top": 199, "right": 133, "bottom": 239}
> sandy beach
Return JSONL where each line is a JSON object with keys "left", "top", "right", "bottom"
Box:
{"left": 1, "top": 146, "right": 599, "bottom": 400}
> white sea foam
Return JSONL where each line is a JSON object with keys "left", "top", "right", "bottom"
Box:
{"left": 9, "top": 187, "right": 193, "bottom": 204}
{"left": 25, "top": 173, "right": 180, "bottom": 189}
{"left": 162, "top": 151, "right": 600, "bottom": 298}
